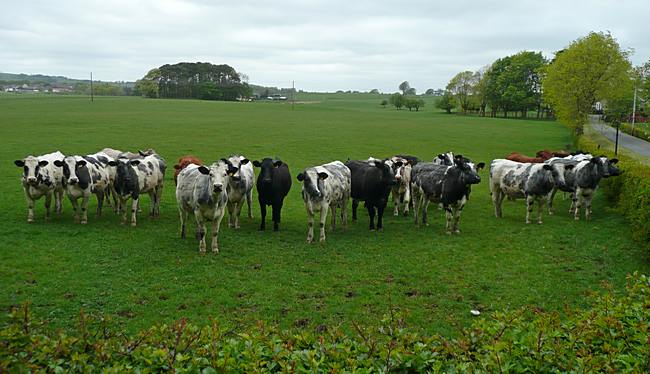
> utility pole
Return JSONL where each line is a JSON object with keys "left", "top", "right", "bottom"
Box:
{"left": 90, "top": 72, "right": 94, "bottom": 102}
{"left": 291, "top": 80, "right": 295, "bottom": 110}
{"left": 614, "top": 120, "right": 620, "bottom": 155}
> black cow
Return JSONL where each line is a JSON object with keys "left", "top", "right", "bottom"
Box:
{"left": 252, "top": 158, "right": 292, "bottom": 231}
{"left": 345, "top": 159, "right": 399, "bottom": 230}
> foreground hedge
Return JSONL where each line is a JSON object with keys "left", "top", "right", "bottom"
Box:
{"left": 1, "top": 274, "right": 648, "bottom": 372}
{"left": 578, "top": 136, "right": 650, "bottom": 244}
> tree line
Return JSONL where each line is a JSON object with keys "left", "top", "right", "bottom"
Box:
{"left": 437, "top": 31, "right": 649, "bottom": 134}
{"left": 134, "top": 62, "right": 251, "bottom": 101}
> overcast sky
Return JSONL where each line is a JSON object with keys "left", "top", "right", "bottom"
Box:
{"left": 1, "top": 0, "right": 648, "bottom": 92}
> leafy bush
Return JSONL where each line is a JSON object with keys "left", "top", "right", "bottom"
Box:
{"left": 2, "top": 274, "right": 648, "bottom": 372}
{"left": 578, "top": 136, "right": 650, "bottom": 243}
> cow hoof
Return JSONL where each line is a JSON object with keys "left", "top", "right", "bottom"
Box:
{"left": 27, "top": 219, "right": 34, "bottom": 223}
{"left": 228, "top": 223, "right": 233, "bottom": 228}
{"left": 454, "top": 230, "right": 460, "bottom": 234}
{"left": 199, "top": 250, "right": 206, "bottom": 254}
{"left": 306, "top": 238, "right": 313, "bottom": 243}
{"left": 81, "top": 220, "right": 88, "bottom": 225}
{"left": 130, "top": 222, "right": 137, "bottom": 227}
{"left": 319, "top": 237, "right": 326, "bottom": 242}
{"left": 574, "top": 217, "right": 580, "bottom": 221}
{"left": 446, "top": 231, "right": 452, "bottom": 235}
{"left": 538, "top": 221, "right": 543, "bottom": 225}
{"left": 212, "top": 248, "right": 219, "bottom": 254}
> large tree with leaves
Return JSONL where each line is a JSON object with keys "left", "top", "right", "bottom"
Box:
{"left": 399, "top": 81, "right": 411, "bottom": 95}
{"left": 446, "top": 71, "right": 475, "bottom": 113}
{"left": 543, "top": 32, "right": 632, "bottom": 134}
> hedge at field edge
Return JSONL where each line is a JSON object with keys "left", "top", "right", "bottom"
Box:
{"left": 578, "top": 136, "right": 650, "bottom": 244}
{"left": 1, "top": 274, "right": 648, "bottom": 372}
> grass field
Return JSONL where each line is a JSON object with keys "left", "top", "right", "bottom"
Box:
{"left": 0, "top": 94, "right": 647, "bottom": 337}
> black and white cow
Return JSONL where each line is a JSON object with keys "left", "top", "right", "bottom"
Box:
{"left": 489, "top": 159, "right": 571, "bottom": 224}
{"left": 225, "top": 155, "right": 255, "bottom": 229}
{"left": 388, "top": 155, "right": 419, "bottom": 216}
{"left": 87, "top": 151, "right": 118, "bottom": 211}
{"left": 14, "top": 151, "right": 65, "bottom": 222}
{"left": 544, "top": 157, "right": 580, "bottom": 215}
{"left": 297, "top": 161, "right": 351, "bottom": 242}
{"left": 411, "top": 156, "right": 482, "bottom": 234}
{"left": 569, "top": 156, "right": 621, "bottom": 220}
{"left": 53, "top": 154, "right": 113, "bottom": 223}
{"left": 176, "top": 161, "right": 237, "bottom": 253}
{"left": 110, "top": 152, "right": 166, "bottom": 226}
{"left": 252, "top": 158, "right": 292, "bottom": 231}
{"left": 345, "top": 158, "right": 398, "bottom": 230}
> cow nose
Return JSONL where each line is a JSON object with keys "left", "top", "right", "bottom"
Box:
{"left": 213, "top": 184, "right": 223, "bottom": 192}
{"left": 395, "top": 175, "right": 402, "bottom": 181}
{"left": 69, "top": 178, "right": 78, "bottom": 184}
{"left": 27, "top": 177, "right": 37, "bottom": 183}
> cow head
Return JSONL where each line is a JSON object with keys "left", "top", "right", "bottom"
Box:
{"left": 542, "top": 162, "right": 571, "bottom": 189}
{"left": 372, "top": 159, "right": 398, "bottom": 186}
{"left": 138, "top": 149, "right": 156, "bottom": 157}
{"left": 297, "top": 169, "right": 328, "bottom": 198}
{"left": 54, "top": 156, "right": 86, "bottom": 185}
{"left": 15, "top": 156, "right": 49, "bottom": 186}
{"left": 433, "top": 151, "right": 455, "bottom": 166}
{"left": 226, "top": 156, "right": 249, "bottom": 182}
{"left": 198, "top": 160, "right": 237, "bottom": 194}
{"left": 253, "top": 158, "right": 282, "bottom": 185}
{"left": 453, "top": 156, "right": 481, "bottom": 185}
{"left": 593, "top": 156, "right": 621, "bottom": 178}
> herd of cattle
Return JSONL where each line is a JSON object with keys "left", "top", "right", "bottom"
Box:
{"left": 14, "top": 148, "right": 621, "bottom": 252}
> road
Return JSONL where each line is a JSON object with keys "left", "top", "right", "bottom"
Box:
{"left": 589, "top": 115, "right": 650, "bottom": 158}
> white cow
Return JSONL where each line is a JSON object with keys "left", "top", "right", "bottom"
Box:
{"left": 225, "top": 155, "right": 254, "bottom": 229}
{"left": 176, "top": 161, "right": 237, "bottom": 253}
{"left": 14, "top": 151, "right": 65, "bottom": 222}
{"left": 297, "top": 161, "right": 351, "bottom": 242}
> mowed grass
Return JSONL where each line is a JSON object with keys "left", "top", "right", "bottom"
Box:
{"left": 0, "top": 94, "right": 647, "bottom": 336}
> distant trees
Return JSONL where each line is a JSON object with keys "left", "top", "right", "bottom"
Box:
{"left": 436, "top": 91, "right": 456, "bottom": 114}
{"left": 134, "top": 62, "right": 251, "bottom": 101}
{"left": 389, "top": 93, "right": 405, "bottom": 110}
{"left": 380, "top": 99, "right": 388, "bottom": 108}
{"left": 543, "top": 32, "right": 632, "bottom": 134}
{"left": 399, "top": 81, "right": 411, "bottom": 95}
{"left": 369, "top": 88, "right": 380, "bottom": 94}
{"left": 446, "top": 71, "right": 475, "bottom": 113}
{"left": 404, "top": 98, "right": 425, "bottom": 111}
{"left": 425, "top": 88, "right": 435, "bottom": 95}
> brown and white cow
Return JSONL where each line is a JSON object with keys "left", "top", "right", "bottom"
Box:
{"left": 174, "top": 155, "right": 203, "bottom": 185}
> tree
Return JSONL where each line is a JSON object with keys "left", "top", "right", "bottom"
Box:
{"left": 389, "top": 93, "right": 405, "bottom": 110}
{"left": 413, "top": 98, "right": 425, "bottom": 111}
{"left": 399, "top": 81, "right": 410, "bottom": 95}
{"left": 369, "top": 88, "right": 380, "bottom": 94}
{"left": 404, "top": 98, "right": 414, "bottom": 111}
{"left": 436, "top": 91, "right": 456, "bottom": 114}
{"left": 543, "top": 32, "right": 632, "bottom": 135}
{"left": 380, "top": 99, "right": 388, "bottom": 108}
{"left": 406, "top": 87, "right": 416, "bottom": 95}
{"left": 446, "top": 71, "right": 475, "bottom": 113}
{"left": 425, "top": 88, "right": 435, "bottom": 95}
{"left": 473, "top": 66, "right": 490, "bottom": 116}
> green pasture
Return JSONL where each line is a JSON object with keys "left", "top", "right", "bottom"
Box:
{"left": 0, "top": 94, "right": 647, "bottom": 336}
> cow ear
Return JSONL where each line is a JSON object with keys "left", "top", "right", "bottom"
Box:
{"left": 394, "top": 161, "right": 403, "bottom": 167}
{"left": 240, "top": 158, "right": 249, "bottom": 165}
{"left": 38, "top": 160, "right": 49, "bottom": 167}
{"left": 228, "top": 166, "right": 238, "bottom": 176}
{"left": 477, "top": 162, "right": 486, "bottom": 170}
{"left": 130, "top": 160, "right": 141, "bottom": 166}
{"left": 108, "top": 161, "right": 117, "bottom": 166}
{"left": 252, "top": 160, "right": 261, "bottom": 167}
{"left": 54, "top": 160, "right": 64, "bottom": 167}
{"left": 542, "top": 164, "right": 552, "bottom": 170}
{"left": 138, "top": 150, "right": 147, "bottom": 157}
{"left": 565, "top": 164, "right": 575, "bottom": 170}
{"left": 198, "top": 166, "right": 210, "bottom": 175}
{"left": 437, "top": 154, "right": 445, "bottom": 160}
{"left": 173, "top": 164, "right": 181, "bottom": 170}
{"left": 590, "top": 158, "right": 599, "bottom": 164}
{"left": 76, "top": 160, "right": 87, "bottom": 167}
{"left": 220, "top": 158, "right": 229, "bottom": 164}
{"left": 373, "top": 160, "right": 383, "bottom": 168}
{"left": 318, "top": 172, "right": 328, "bottom": 180}
{"left": 14, "top": 160, "right": 25, "bottom": 167}
{"left": 273, "top": 160, "right": 283, "bottom": 167}
{"left": 297, "top": 172, "right": 305, "bottom": 181}
{"left": 610, "top": 158, "right": 619, "bottom": 164}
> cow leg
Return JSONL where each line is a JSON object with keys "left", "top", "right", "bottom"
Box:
{"left": 444, "top": 206, "right": 453, "bottom": 234}
{"left": 320, "top": 204, "right": 329, "bottom": 241}
{"left": 272, "top": 199, "right": 283, "bottom": 231}
{"left": 148, "top": 191, "right": 156, "bottom": 217}
{"left": 55, "top": 189, "right": 63, "bottom": 215}
{"left": 121, "top": 197, "right": 129, "bottom": 225}
{"left": 422, "top": 200, "right": 429, "bottom": 226}
{"left": 111, "top": 186, "right": 120, "bottom": 213}
{"left": 234, "top": 201, "right": 243, "bottom": 229}
{"left": 493, "top": 189, "right": 504, "bottom": 218}
{"left": 569, "top": 192, "right": 577, "bottom": 214}
{"left": 403, "top": 189, "right": 411, "bottom": 216}
{"left": 227, "top": 202, "right": 235, "bottom": 228}
{"left": 195, "top": 212, "right": 206, "bottom": 253}
{"left": 574, "top": 191, "right": 583, "bottom": 221}
{"left": 547, "top": 188, "right": 557, "bottom": 215}
{"left": 80, "top": 194, "right": 89, "bottom": 224}
{"left": 537, "top": 198, "right": 544, "bottom": 224}
{"left": 69, "top": 195, "right": 80, "bottom": 223}
{"left": 130, "top": 197, "right": 138, "bottom": 227}
{"left": 341, "top": 196, "right": 349, "bottom": 229}
{"left": 413, "top": 192, "right": 421, "bottom": 227}
{"left": 179, "top": 208, "right": 187, "bottom": 239}
{"left": 393, "top": 191, "right": 400, "bottom": 216}
{"left": 246, "top": 190, "right": 254, "bottom": 219}
{"left": 377, "top": 204, "right": 385, "bottom": 230}
{"left": 96, "top": 191, "right": 104, "bottom": 217}
{"left": 352, "top": 199, "right": 358, "bottom": 221}
{"left": 453, "top": 206, "right": 462, "bottom": 234}
{"left": 367, "top": 205, "right": 376, "bottom": 230}
{"left": 259, "top": 200, "right": 267, "bottom": 231}
{"left": 44, "top": 191, "right": 52, "bottom": 220}
{"left": 211, "top": 208, "right": 225, "bottom": 253}
{"left": 330, "top": 204, "right": 336, "bottom": 231}
{"left": 306, "top": 204, "right": 314, "bottom": 243}
{"left": 584, "top": 192, "right": 593, "bottom": 221}
{"left": 524, "top": 195, "right": 534, "bottom": 224}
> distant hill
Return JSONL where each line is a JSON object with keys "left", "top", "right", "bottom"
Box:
{"left": 0, "top": 72, "right": 134, "bottom": 86}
